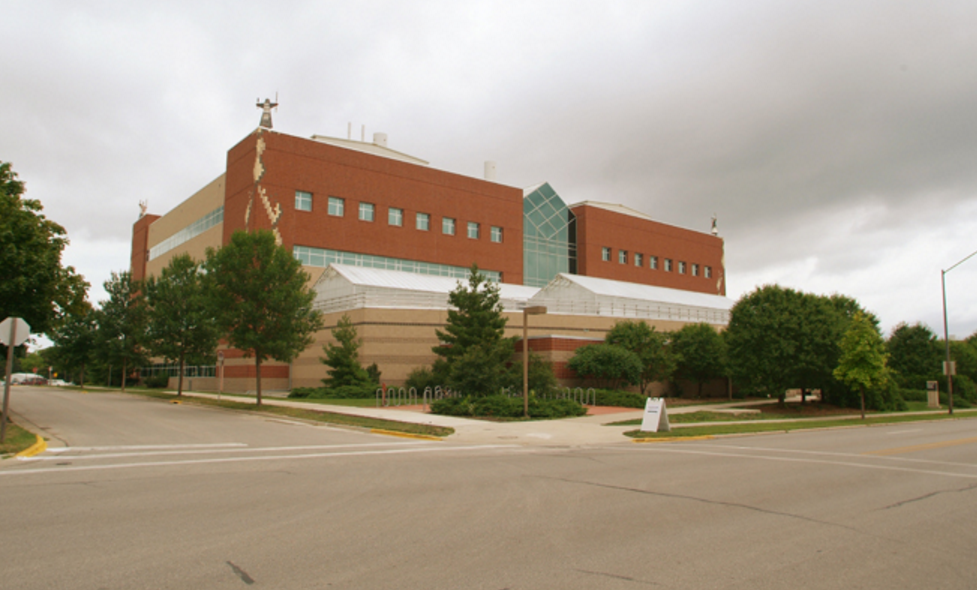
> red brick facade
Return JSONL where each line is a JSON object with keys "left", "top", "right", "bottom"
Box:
{"left": 572, "top": 204, "right": 725, "bottom": 296}
{"left": 130, "top": 214, "right": 160, "bottom": 282}
{"left": 223, "top": 130, "right": 525, "bottom": 283}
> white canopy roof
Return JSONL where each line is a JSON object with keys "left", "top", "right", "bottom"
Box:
{"left": 528, "top": 273, "right": 732, "bottom": 325}
{"left": 312, "top": 264, "right": 732, "bottom": 325}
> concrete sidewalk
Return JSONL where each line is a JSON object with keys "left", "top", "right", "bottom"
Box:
{"left": 177, "top": 391, "right": 777, "bottom": 447}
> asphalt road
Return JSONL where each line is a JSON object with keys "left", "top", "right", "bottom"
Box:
{"left": 3, "top": 387, "right": 977, "bottom": 589}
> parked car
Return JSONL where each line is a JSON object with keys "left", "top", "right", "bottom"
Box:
{"left": 49, "top": 379, "right": 72, "bottom": 387}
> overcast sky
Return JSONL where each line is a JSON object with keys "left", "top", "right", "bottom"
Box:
{"left": 4, "top": 1, "right": 977, "bottom": 340}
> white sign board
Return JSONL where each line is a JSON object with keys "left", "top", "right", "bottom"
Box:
{"left": 0, "top": 317, "right": 30, "bottom": 347}
{"left": 640, "top": 397, "right": 671, "bottom": 433}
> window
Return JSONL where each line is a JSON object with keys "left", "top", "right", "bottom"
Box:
{"left": 295, "top": 190, "right": 312, "bottom": 212}
{"left": 704, "top": 266, "right": 712, "bottom": 279}
{"left": 491, "top": 226, "right": 503, "bottom": 243}
{"left": 635, "top": 253, "right": 643, "bottom": 267}
{"left": 649, "top": 255, "right": 658, "bottom": 270}
{"left": 678, "top": 261, "right": 686, "bottom": 274}
{"left": 416, "top": 212, "right": 430, "bottom": 231}
{"left": 618, "top": 250, "right": 628, "bottom": 264}
{"left": 601, "top": 247, "right": 611, "bottom": 262}
{"left": 388, "top": 207, "right": 403, "bottom": 226}
{"left": 328, "top": 197, "right": 344, "bottom": 217}
{"left": 664, "top": 258, "right": 673, "bottom": 272}
{"left": 692, "top": 263, "right": 699, "bottom": 277}
{"left": 359, "top": 202, "right": 375, "bottom": 222}
{"left": 467, "top": 221, "right": 480, "bottom": 239}
{"left": 442, "top": 217, "right": 455, "bottom": 235}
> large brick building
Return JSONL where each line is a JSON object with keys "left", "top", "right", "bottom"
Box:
{"left": 132, "top": 119, "right": 730, "bottom": 392}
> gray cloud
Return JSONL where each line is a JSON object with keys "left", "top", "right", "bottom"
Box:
{"left": 4, "top": 0, "right": 977, "bottom": 337}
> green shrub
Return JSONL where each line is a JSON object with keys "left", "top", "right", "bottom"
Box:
{"left": 288, "top": 386, "right": 320, "bottom": 399}
{"left": 430, "top": 394, "right": 586, "bottom": 419}
{"left": 405, "top": 366, "right": 440, "bottom": 392}
{"left": 322, "top": 384, "right": 379, "bottom": 399}
{"left": 897, "top": 388, "right": 927, "bottom": 402}
{"left": 289, "top": 384, "right": 378, "bottom": 399}
{"left": 592, "top": 389, "right": 646, "bottom": 408}
{"left": 143, "top": 374, "right": 170, "bottom": 389}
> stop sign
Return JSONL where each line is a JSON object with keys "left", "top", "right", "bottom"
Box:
{"left": 0, "top": 317, "right": 30, "bottom": 347}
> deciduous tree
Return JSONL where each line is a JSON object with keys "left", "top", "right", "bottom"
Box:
{"left": 144, "top": 254, "right": 220, "bottom": 396}
{"left": 886, "top": 323, "right": 942, "bottom": 388}
{"left": 671, "top": 323, "right": 726, "bottom": 398}
{"left": 605, "top": 321, "right": 676, "bottom": 395}
{"left": 205, "top": 230, "right": 322, "bottom": 406}
{"left": 834, "top": 311, "right": 890, "bottom": 419}
{"left": 49, "top": 305, "right": 97, "bottom": 387}
{"left": 96, "top": 271, "right": 148, "bottom": 392}
{"left": 567, "top": 343, "right": 642, "bottom": 390}
{"left": 0, "top": 161, "right": 88, "bottom": 355}
{"left": 725, "top": 285, "right": 849, "bottom": 404}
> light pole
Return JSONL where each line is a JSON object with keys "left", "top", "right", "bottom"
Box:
{"left": 522, "top": 306, "right": 547, "bottom": 418}
{"left": 941, "top": 247, "right": 977, "bottom": 415}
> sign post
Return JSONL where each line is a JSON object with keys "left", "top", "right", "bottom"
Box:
{"left": 1, "top": 317, "right": 31, "bottom": 442}
{"left": 217, "top": 351, "right": 224, "bottom": 401}
{"left": 640, "top": 397, "right": 671, "bottom": 433}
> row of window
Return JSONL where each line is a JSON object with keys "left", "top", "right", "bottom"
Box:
{"left": 293, "top": 245, "right": 502, "bottom": 281}
{"left": 148, "top": 206, "right": 224, "bottom": 261}
{"left": 296, "top": 191, "right": 504, "bottom": 243}
{"left": 601, "top": 247, "right": 713, "bottom": 278}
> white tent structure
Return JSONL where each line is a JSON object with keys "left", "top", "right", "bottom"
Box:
{"left": 312, "top": 264, "right": 540, "bottom": 314}
{"left": 527, "top": 273, "right": 733, "bottom": 326}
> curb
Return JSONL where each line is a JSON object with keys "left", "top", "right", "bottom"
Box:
{"left": 370, "top": 428, "right": 443, "bottom": 441}
{"left": 631, "top": 435, "right": 714, "bottom": 444}
{"left": 16, "top": 434, "right": 47, "bottom": 458}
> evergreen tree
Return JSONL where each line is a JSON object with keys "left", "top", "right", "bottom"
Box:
{"left": 144, "top": 254, "right": 221, "bottom": 396}
{"left": 321, "top": 314, "right": 372, "bottom": 389}
{"left": 434, "top": 265, "right": 508, "bottom": 362}
{"left": 205, "top": 230, "right": 323, "bottom": 406}
{"left": 432, "top": 265, "right": 517, "bottom": 396}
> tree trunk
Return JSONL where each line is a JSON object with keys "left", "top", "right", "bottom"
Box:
{"left": 255, "top": 358, "right": 263, "bottom": 407}
{"left": 800, "top": 388, "right": 807, "bottom": 404}
{"left": 860, "top": 386, "right": 866, "bottom": 420}
{"left": 177, "top": 352, "right": 185, "bottom": 397}
{"left": 121, "top": 358, "right": 128, "bottom": 392}
{"left": 80, "top": 363, "right": 86, "bottom": 389}
{"left": 697, "top": 381, "right": 703, "bottom": 398}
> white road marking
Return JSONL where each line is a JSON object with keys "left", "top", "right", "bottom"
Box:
{"left": 20, "top": 441, "right": 433, "bottom": 462}
{"left": 887, "top": 429, "right": 922, "bottom": 435}
{"left": 633, "top": 446, "right": 977, "bottom": 480}
{"left": 1, "top": 444, "right": 519, "bottom": 476}
{"left": 44, "top": 443, "right": 249, "bottom": 453}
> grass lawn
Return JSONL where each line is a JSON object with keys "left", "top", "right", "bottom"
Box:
{"left": 609, "top": 401, "right": 864, "bottom": 426}
{"left": 0, "top": 422, "right": 39, "bottom": 457}
{"left": 625, "top": 408, "right": 977, "bottom": 438}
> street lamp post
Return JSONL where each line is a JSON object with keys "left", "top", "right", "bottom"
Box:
{"left": 522, "top": 306, "right": 547, "bottom": 418}
{"left": 941, "top": 247, "right": 977, "bottom": 415}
